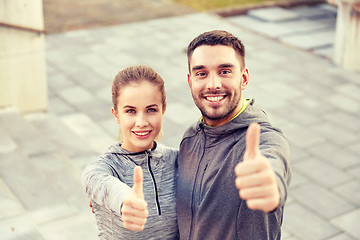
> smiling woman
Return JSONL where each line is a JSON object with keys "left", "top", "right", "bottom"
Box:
{"left": 113, "top": 81, "right": 164, "bottom": 153}
{"left": 81, "top": 65, "right": 179, "bottom": 240}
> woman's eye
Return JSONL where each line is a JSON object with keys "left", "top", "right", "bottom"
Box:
{"left": 126, "top": 109, "right": 135, "bottom": 114}
{"left": 148, "top": 108, "right": 157, "bottom": 113}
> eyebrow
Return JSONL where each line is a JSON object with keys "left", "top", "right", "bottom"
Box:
{"left": 122, "top": 104, "right": 159, "bottom": 109}
{"left": 192, "top": 65, "right": 205, "bottom": 72}
{"left": 191, "top": 63, "right": 235, "bottom": 72}
{"left": 146, "top": 104, "right": 159, "bottom": 108}
{"left": 219, "top": 63, "right": 234, "bottom": 68}
{"left": 123, "top": 105, "right": 135, "bottom": 109}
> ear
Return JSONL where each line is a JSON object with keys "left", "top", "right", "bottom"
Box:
{"left": 112, "top": 108, "right": 120, "bottom": 124}
{"left": 162, "top": 105, "right": 166, "bottom": 116}
{"left": 187, "top": 73, "right": 192, "bottom": 89}
{"left": 241, "top": 67, "right": 249, "bottom": 90}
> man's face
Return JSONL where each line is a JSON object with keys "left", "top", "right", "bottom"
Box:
{"left": 188, "top": 45, "right": 249, "bottom": 127}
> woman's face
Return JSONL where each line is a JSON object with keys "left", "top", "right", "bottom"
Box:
{"left": 112, "top": 81, "right": 164, "bottom": 152}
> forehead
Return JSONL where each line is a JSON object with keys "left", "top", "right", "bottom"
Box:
{"left": 189, "top": 45, "right": 242, "bottom": 70}
{"left": 118, "top": 81, "right": 162, "bottom": 106}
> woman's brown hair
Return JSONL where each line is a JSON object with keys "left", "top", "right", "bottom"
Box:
{"left": 112, "top": 65, "right": 166, "bottom": 112}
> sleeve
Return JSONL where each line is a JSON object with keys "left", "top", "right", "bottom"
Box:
{"left": 260, "top": 127, "right": 292, "bottom": 209}
{"left": 81, "top": 157, "right": 132, "bottom": 215}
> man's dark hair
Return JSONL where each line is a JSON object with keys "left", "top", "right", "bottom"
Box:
{"left": 187, "top": 30, "right": 246, "bottom": 71}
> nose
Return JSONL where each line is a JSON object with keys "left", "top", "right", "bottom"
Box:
{"left": 206, "top": 73, "right": 222, "bottom": 90}
{"left": 135, "top": 113, "right": 148, "bottom": 127}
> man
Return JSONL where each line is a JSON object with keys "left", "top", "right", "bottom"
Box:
{"left": 176, "top": 30, "right": 291, "bottom": 239}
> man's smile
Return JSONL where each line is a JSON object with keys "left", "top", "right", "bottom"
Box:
{"left": 205, "top": 96, "right": 226, "bottom": 102}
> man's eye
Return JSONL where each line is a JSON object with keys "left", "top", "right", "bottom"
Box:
{"left": 220, "top": 70, "right": 231, "bottom": 74}
{"left": 196, "top": 72, "right": 206, "bottom": 77}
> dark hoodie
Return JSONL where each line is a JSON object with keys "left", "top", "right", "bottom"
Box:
{"left": 176, "top": 99, "right": 291, "bottom": 240}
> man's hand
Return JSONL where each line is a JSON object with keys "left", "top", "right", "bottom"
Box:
{"left": 121, "top": 166, "right": 149, "bottom": 231}
{"left": 234, "top": 122, "right": 280, "bottom": 213}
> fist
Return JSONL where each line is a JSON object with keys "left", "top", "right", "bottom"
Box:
{"left": 234, "top": 123, "right": 280, "bottom": 213}
{"left": 121, "top": 166, "right": 149, "bottom": 231}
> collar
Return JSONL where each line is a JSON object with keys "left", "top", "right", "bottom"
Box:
{"left": 200, "top": 98, "right": 252, "bottom": 127}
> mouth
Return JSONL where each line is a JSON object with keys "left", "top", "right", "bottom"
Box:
{"left": 205, "top": 96, "right": 226, "bottom": 102}
{"left": 132, "top": 130, "right": 152, "bottom": 137}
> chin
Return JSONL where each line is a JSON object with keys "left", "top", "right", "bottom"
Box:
{"left": 204, "top": 110, "right": 226, "bottom": 119}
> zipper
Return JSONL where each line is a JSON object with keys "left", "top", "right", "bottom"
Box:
{"left": 189, "top": 125, "right": 206, "bottom": 239}
{"left": 197, "top": 163, "right": 208, "bottom": 204}
{"left": 146, "top": 152, "right": 161, "bottom": 215}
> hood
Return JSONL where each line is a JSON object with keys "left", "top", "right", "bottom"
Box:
{"left": 105, "top": 142, "right": 162, "bottom": 166}
{"left": 107, "top": 141, "right": 157, "bottom": 155}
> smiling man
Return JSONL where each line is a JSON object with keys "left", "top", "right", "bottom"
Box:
{"left": 188, "top": 44, "right": 248, "bottom": 127}
{"left": 176, "top": 30, "right": 292, "bottom": 240}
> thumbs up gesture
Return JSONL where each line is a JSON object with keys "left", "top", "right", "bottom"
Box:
{"left": 121, "top": 166, "right": 149, "bottom": 231}
{"left": 234, "top": 123, "right": 280, "bottom": 213}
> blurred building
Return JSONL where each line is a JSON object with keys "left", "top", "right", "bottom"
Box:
{"left": 0, "top": 0, "right": 358, "bottom": 114}
{"left": 334, "top": 0, "right": 360, "bottom": 71}
{"left": 0, "top": 0, "right": 47, "bottom": 112}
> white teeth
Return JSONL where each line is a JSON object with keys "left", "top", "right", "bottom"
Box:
{"left": 206, "top": 96, "right": 224, "bottom": 102}
{"left": 134, "top": 132, "right": 149, "bottom": 136}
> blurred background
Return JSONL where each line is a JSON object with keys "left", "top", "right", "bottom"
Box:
{"left": 1, "top": 0, "right": 360, "bottom": 239}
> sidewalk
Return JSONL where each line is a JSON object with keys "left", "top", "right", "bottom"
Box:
{"left": 1, "top": 2, "right": 360, "bottom": 240}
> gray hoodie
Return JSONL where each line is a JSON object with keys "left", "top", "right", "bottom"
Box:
{"left": 81, "top": 142, "right": 179, "bottom": 240}
{"left": 176, "top": 99, "right": 291, "bottom": 240}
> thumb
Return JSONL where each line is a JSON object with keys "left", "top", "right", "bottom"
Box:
{"left": 132, "top": 166, "right": 144, "bottom": 199}
{"left": 245, "top": 122, "right": 261, "bottom": 160}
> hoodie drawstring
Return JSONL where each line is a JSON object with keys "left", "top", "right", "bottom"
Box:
{"left": 147, "top": 153, "right": 161, "bottom": 215}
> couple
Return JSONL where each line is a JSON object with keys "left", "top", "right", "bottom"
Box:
{"left": 81, "top": 30, "right": 292, "bottom": 240}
